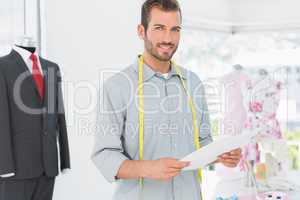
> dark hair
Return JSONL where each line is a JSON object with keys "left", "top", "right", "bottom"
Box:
{"left": 141, "top": 0, "right": 182, "bottom": 30}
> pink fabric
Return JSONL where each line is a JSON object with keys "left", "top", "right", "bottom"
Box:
{"left": 219, "top": 71, "right": 252, "bottom": 175}
{"left": 219, "top": 72, "right": 283, "bottom": 174}
{"left": 244, "top": 78, "right": 282, "bottom": 139}
{"left": 221, "top": 71, "right": 250, "bottom": 136}
{"left": 240, "top": 78, "right": 283, "bottom": 170}
{"left": 249, "top": 102, "right": 263, "bottom": 112}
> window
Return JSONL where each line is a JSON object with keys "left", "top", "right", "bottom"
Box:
{"left": 177, "top": 27, "right": 300, "bottom": 200}
{"left": 0, "top": 0, "right": 42, "bottom": 56}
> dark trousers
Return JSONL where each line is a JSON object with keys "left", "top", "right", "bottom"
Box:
{"left": 0, "top": 174, "right": 55, "bottom": 200}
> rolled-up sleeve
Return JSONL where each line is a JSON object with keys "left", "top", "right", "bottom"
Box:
{"left": 91, "top": 83, "right": 129, "bottom": 183}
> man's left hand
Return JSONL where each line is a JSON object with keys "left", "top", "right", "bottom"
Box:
{"left": 217, "top": 148, "right": 242, "bottom": 168}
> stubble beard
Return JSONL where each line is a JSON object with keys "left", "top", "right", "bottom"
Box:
{"left": 144, "top": 36, "right": 178, "bottom": 62}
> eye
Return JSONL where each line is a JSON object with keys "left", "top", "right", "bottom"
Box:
{"left": 154, "top": 26, "right": 163, "bottom": 31}
{"left": 172, "top": 28, "right": 181, "bottom": 32}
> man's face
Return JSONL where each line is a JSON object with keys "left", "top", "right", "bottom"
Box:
{"left": 141, "top": 7, "right": 182, "bottom": 62}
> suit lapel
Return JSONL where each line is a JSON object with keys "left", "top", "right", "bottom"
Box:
{"left": 9, "top": 50, "right": 49, "bottom": 131}
{"left": 39, "top": 57, "right": 48, "bottom": 107}
{"left": 39, "top": 57, "right": 48, "bottom": 131}
{"left": 11, "top": 50, "right": 42, "bottom": 102}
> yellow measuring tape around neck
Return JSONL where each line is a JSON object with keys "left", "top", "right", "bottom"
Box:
{"left": 138, "top": 55, "right": 203, "bottom": 197}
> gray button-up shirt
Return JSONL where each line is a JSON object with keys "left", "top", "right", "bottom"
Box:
{"left": 92, "top": 57, "right": 213, "bottom": 200}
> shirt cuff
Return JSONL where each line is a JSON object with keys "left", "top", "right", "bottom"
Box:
{"left": 61, "top": 168, "right": 71, "bottom": 174}
{"left": 0, "top": 173, "right": 15, "bottom": 178}
{"left": 92, "top": 150, "right": 128, "bottom": 183}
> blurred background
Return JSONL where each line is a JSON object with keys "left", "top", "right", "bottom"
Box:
{"left": 1, "top": 0, "right": 300, "bottom": 199}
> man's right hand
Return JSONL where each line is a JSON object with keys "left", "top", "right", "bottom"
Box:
{"left": 142, "top": 158, "right": 190, "bottom": 181}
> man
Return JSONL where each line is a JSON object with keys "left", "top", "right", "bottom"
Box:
{"left": 0, "top": 45, "right": 70, "bottom": 200}
{"left": 92, "top": 0, "right": 242, "bottom": 199}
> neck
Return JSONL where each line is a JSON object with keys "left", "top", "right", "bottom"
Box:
{"left": 142, "top": 51, "right": 170, "bottom": 74}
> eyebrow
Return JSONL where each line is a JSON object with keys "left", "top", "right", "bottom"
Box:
{"left": 153, "top": 24, "right": 165, "bottom": 27}
{"left": 153, "top": 24, "right": 182, "bottom": 30}
{"left": 173, "top": 26, "right": 182, "bottom": 30}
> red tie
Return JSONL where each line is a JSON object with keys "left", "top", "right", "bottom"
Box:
{"left": 29, "top": 53, "right": 44, "bottom": 99}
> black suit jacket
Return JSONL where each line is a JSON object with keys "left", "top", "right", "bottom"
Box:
{"left": 0, "top": 50, "right": 70, "bottom": 180}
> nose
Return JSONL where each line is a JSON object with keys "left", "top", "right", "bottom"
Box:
{"left": 161, "top": 30, "right": 172, "bottom": 44}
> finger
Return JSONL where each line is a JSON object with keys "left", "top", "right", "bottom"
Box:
{"left": 230, "top": 148, "right": 242, "bottom": 155}
{"left": 166, "top": 168, "right": 181, "bottom": 173}
{"left": 229, "top": 151, "right": 242, "bottom": 157}
{"left": 169, "top": 165, "right": 186, "bottom": 170}
{"left": 171, "top": 161, "right": 190, "bottom": 169}
{"left": 225, "top": 150, "right": 241, "bottom": 156}
{"left": 223, "top": 163, "right": 237, "bottom": 168}
{"left": 220, "top": 152, "right": 231, "bottom": 156}
{"left": 219, "top": 156, "right": 241, "bottom": 161}
{"left": 222, "top": 156, "right": 241, "bottom": 161}
{"left": 220, "top": 158, "right": 240, "bottom": 165}
{"left": 218, "top": 152, "right": 230, "bottom": 159}
{"left": 219, "top": 156, "right": 239, "bottom": 162}
{"left": 219, "top": 154, "right": 241, "bottom": 160}
{"left": 233, "top": 148, "right": 242, "bottom": 153}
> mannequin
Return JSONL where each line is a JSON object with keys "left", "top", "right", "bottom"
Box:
{"left": 241, "top": 68, "right": 283, "bottom": 181}
{"left": 216, "top": 64, "right": 251, "bottom": 179}
{"left": 221, "top": 64, "right": 250, "bottom": 136}
{"left": 0, "top": 36, "right": 71, "bottom": 200}
{"left": 14, "top": 35, "right": 36, "bottom": 53}
{"left": 244, "top": 68, "right": 282, "bottom": 139}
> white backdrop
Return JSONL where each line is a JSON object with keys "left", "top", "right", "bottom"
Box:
{"left": 44, "top": 1, "right": 142, "bottom": 200}
{"left": 0, "top": 0, "right": 39, "bottom": 56}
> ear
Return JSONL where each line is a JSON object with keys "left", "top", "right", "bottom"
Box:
{"left": 137, "top": 24, "right": 146, "bottom": 40}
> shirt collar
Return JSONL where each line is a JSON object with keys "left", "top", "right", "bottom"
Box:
{"left": 13, "top": 45, "right": 38, "bottom": 63}
{"left": 133, "top": 55, "right": 187, "bottom": 82}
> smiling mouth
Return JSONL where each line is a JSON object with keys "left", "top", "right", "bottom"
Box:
{"left": 158, "top": 44, "right": 174, "bottom": 52}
